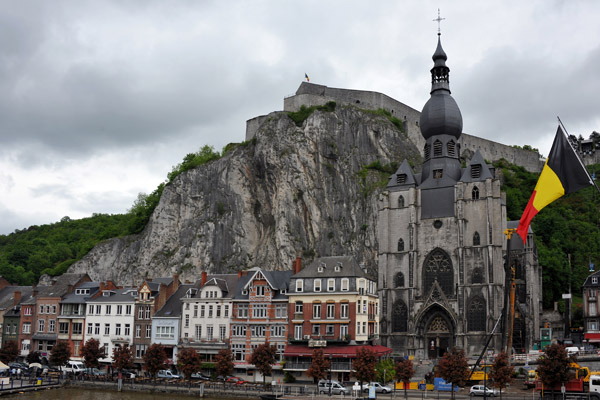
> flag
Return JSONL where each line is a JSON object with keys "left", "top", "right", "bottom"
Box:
{"left": 305, "top": 73, "right": 309, "bottom": 82}
{"left": 516, "top": 125, "right": 593, "bottom": 243}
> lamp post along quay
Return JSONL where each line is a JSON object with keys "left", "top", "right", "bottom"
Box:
{"left": 329, "top": 354, "right": 333, "bottom": 397}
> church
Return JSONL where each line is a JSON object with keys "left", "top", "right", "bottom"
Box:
{"left": 377, "top": 33, "right": 542, "bottom": 359}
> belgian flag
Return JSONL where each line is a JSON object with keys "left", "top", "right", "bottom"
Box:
{"left": 516, "top": 125, "right": 593, "bottom": 243}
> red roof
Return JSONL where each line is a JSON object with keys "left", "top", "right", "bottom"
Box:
{"left": 284, "top": 344, "right": 392, "bottom": 357}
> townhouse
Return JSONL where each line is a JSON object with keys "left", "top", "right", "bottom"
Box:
{"left": 151, "top": 283, "right": 191, "bottom": 364}
{"left": 1, "top": 288, "right": 32, "bottom": 348}
{"left": 583, "top": 270, "right": 600, "bottom": 345}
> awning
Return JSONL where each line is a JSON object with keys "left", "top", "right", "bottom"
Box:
{"left": 283, "top": 344, "right": 392, "bottom": 358}
{"left": 584, "top": 333, "right": 600, "bottom": 343}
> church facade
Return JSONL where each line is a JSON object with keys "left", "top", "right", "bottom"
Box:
{"left": 377, "top": 34, "right": 542, "bottom": 359}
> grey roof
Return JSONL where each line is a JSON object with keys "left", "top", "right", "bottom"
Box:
{"left": 202, "top": 274, "right": 240, "bottom": 297}
{"left": 583, "top": 270, "right": 600, "bottom": 287}
{"left": 154, "top": 284, "right": 193, "bottom": 318}
{"left": 35, "top": 273, "right": 89, "bottom": 298}
{"left": 151, "top": 277, "right": 174, "bottom": 286}
{"left": 292, "top": 256, "right": 371, "bottom": 280}
{"left": 233, "top": 269, "right": 293, "bottom": 300}
{"left": 61, "top": 282, "right": 100, "bottom": 304}
{"left": 387, "top": 159, "right": 417, "bottom": 190}
{"left": 87, "top": 287, "right": 138, "bottom": 303}
{"left": 0, "top": 286, "right": 33, "bottom": 310}
{"left": 460, "top": 150, "right": 494, "bottom": 182}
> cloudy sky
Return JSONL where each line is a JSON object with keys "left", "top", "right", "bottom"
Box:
{"left": 0, "top": 1, "right": 598, "bottom": 235}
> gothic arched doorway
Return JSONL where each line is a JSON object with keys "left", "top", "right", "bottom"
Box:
{"left": 417, "top": 305, "right": 455, "bottom": 359}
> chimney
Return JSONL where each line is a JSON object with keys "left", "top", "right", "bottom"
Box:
{"left": 156, "top": 283, "right": 168, "bottom": 310}
{"left": 32, "top": 286, "right": 38, "bottom": 298}
{"left": 67, "top": 284, "right": 74, "bottom": 294}
{"left": 295, "top": 257, "right": 302, "bottom": 274}
{"left": 13, "top": 291, "right": 21, "bottom": 306}
{"left": 238, "top": 271, "right": 242, "bottom": 279}
{"left": 201, "top": 271, "right": 207, "bottom": 286}
{"left": 100, "top": 282, "right": 105, "bottom": 292}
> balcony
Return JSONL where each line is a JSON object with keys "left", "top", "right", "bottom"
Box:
{"left": 110, "top": 336, "right": 129, "bottom": 343}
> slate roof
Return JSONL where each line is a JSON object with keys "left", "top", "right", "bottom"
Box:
{"left": 292, "top": 256, "right": 372, "bottom": 280}
{"left": 87, "top": 287, "right": 138, "bottom": 303}
{"left": 35, "top": 273, "right": 89, "bottom": 298}
{"left": 154, "top": 284, "right": 193, "bottom": 318}
{"left": 386, "top": 159, "right": 418, "bottom": 190}
{"left": 61, "top": 282, "right": 101, "bottom": 304}
{"left": 0, "top": 286, "right": 33, "bottom": 310}
{"left": 202, "top": 274, "right": 240, "bottom": 297}
{"left": 582, "top": 270, "right": 600, "bottom": 288}
{"left": 460, "top": 150, "right": 495, "bottom": 182}
{"left": 233, "top": 268, "right": 293, "bottom": 301}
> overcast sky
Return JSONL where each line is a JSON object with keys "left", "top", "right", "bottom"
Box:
{"left": 0, "top": 1, "right": 598, "bottom": 235}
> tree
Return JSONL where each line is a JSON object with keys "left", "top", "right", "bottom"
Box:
{"left": 214, "top": 348, "right": 234, "bottom": 385}
{"left": 249, "top": 342, "right": 278, "bottom": 386}
{"left": 306, "top": 349, "right": 331, "bottom": 383}
{"left": 112, "top": 344, "right": 134, "bottom": 374}
{"left": 177, "top": 348, "right": 201, "bottom": 385}
{"left": 377, "top": 358, "right": 395, "bottom": 385}
{"left": 143, "top": 343, "right": 168, "bottom": 380}
{"left": 490, "top": 352, "right": 513, "bottom": 398}
{"left": 395, "top": 358, "right": 415, "bottom": 398}
{"left": 26, "top": 351, "right": 42, "bottom": 365}
{"left": 437, "top": 347, "right": 469, "bottom": 400}
{"left": 80, "top": 338, "right": 104, "bottom": 370}
{"left": 0, "top": 340, "right": 19, "bottom": 363}
{"left": 352, "top": 347, "right": 378, "bottom": 388}
{"left": 537, "top": 343, "right": 572, "bottom": 398}
{"left": 50, "top": 341, "right": 71, "bottom": 371}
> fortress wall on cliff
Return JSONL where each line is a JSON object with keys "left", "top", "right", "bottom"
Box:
{"left": 246, "top": 82, "right": 543, "bottom": 173}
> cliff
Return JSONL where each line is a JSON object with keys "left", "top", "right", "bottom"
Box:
{"left": 68, "top": 105, "right": 422, "bottom": 283}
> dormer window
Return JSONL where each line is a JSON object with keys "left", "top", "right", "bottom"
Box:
{"left": 593, "top": 277, "right": 598, "bottom": 285}
{"left": 396, "top": 174, "right": 407, "bottom": 184}
{"left": 335, "top": 263, "right": 342, "bottom": 272}
{"left": 471, "top": 164, "right": 482, "bottom": 179}
{"left": 255, "top": 286, "right": 266, "bottom": 296}
{"left": 242, "top": 289, "right": 248, "bottom": 295}
{"left": 318, "top": 262, "right": 326, "bottom": 273}
{"left": 296, "top": 279, "right": 303, "bottom": 292}
{"left": 314, "top": 279, "right": 322, "bottom": 292}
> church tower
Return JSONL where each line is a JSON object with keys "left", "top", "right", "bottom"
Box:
{"left": 377, "top": 32, "right": 516, "bottom": 359}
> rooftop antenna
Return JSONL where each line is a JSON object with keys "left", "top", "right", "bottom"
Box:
{"left": 433, "top": 8, "right": 445, "bottom": 36}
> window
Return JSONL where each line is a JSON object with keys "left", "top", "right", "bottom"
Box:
{"left": 424, "top": 143, "right": 431, "bottom": 160}
{"left": 208, "top": 305, "right": 213, "bottom": 318}
{"left": 106, "top": 305, "right": 111, "bottom": 315}
{"left": 433, "top": 140, "right": 442, "bottom": 157}
{"left": 314, "top": 279, "right": 322, "bottom": 292}
{"left": 472, "top": 186, "right": 480, "bottom": 199}
{"left": 433, "top": 169, "right": 443, "bottom": 179}
{"left": 207, "top": 326, "right": 214, "bottom": 340}
{"left": 295, "top": 302, "right": 303, "bottom": 314}
{"left": 232, "top": 325, "right": 247, "bottom": 337}
{"left": 138, "top": 306, "right": 144, "bottom": 318}
{"left": 591, "top": 303, "right": 597, "bottom": 317}
{"left": 88, "top": 305, "right": 93, "bottom": 315}
{"left": 136, "top": 325, "right": 141, "bottom": 338}
{"left": 251, "top": 325, "right": 265, "bottom": 337}
{"left": 423, "top": 248, "right": 454, "bottom": 297}
{"left": 115, "top": 324, "right": 121, "bottom": 336}
{"left": 397, "top": 238, "right": 405, "bottom": 252}
{"left": 395, "top": 272, "right": 405, "bottom": 288}
{"left": 327, "top": 304, "right": 335, "bottom": 319}
{"left": 340, "top": 325, "right": 348, "bottom": 339}
{"left": 232, "top": 344, "right": 245, "bottom": 361}
{"left": 270, "top": 325, "right": 285, "bottom": 337}
{"left": 397, "top": 174, "right": 407, "bottom": 185}
{"left": 24, "top": 307, "right": 31, "bottom": 316}
{"left": 219, "top": 325, "right": 226, "bottom": 341}
{"left": 448, "top": 140, "right": 456, "bottom": 157}
{"left": 136, "top": 344, "right": 147, "bottom": 359}
{"left": 224, "top": 305, "right": 229, "bottom": 317}
{"left": 238, "top": 304, "right": 249, "bottom": 318}
{"left": 145, "top": 305, "right": 151, "bottom": 319}
{"left": 73, "top": 341, "right": 80, "bottom": 357}
{"left": 296, "top": 279, "right": 303, "bottom": 292}
{"left": 52, "top": 305, "right": 56, "bottom": 314}
{"left": 398, "top": 195, "right": 405, "bottom": 208}
{"left": 472, "top": 267, "right": 483, "bottom": 284}
{"left": 195, "top": 325, "right": 202, "bottom": 341}
{"left": 96, "top": 305, "right": 101, "bottom": 315}
{"left": 94, "top": 323, "right": 100, "bottom": 335}
{"left": 38, "top": 320, "right": 45, "bottom": 332}
{"left": 340, "top": 303, "right": 349, "bottom": 319}
{"left": 326, "top": 325, "right": 335, "bottom": 336}
{"left": 471, "top": 164, "right": 481, "bottom": 179}
{"left": 313, "top": 303, "right": 321, "bottom": 319}
{"left": 216, "top": 305, "right": 221, "bottom": 317}
{"left": 185, "top": 314, "right": 190, "bottom": 328}
{"left": 312, "top": 324, "right": 321, "bottom": 336}
{"left": 72, "top": 323, "right": 83, "bottom": 335}
{"left": 275, "top": 304, "right": 287, "bottom": 318}
{"left": 255, "top": 286, "right": 266, "bottom": 296}
{"left": 125, "top": 324, "right": 131, "bottom": 336}
{"left": 468, "top": 296, "right": 486, "bottom": 331}
{"left": 327, "top": 279, "right": 335, "bottom": 291}
{"left": 473, "top": 232, "right": 481, "bottom": 246}
{"left": 252, "top": 304, "right": 267, "bottom": 318}
{"left": 589, "top": 320, "right": 598, "bottom": 331}
{"left": 87, "top": 323, "right": 93, "bottom": 335}
{"left": 22, "top": 323, "right": 31, "bottom": 334}
{"left": 594, "top": 277, "right": 598, "bottom": 285}
{"left": 116, "top": 305, "right": 122, "bottom": 315}
{"left": 201, "top": 305, "right": 205, "bottom": 317}
{"left": 59, "top": 322, "right": 69, "bottom": 334}
{"left": 146, "top": 325, "right": 151, "bottom": 338}
{"left": 294, "top": 325, "right": 303, "bottom": 340}
{"left": 156, "top": 326, "right": 175, "bottom": 339}
{"left": 392, "top": 299, "right": 408, "bottom": 332}
{"left": 126, "top": 305, "right": 132, "bottom": 315}
{"left": 339, "top": 279, "right": 349, "bottom": 292}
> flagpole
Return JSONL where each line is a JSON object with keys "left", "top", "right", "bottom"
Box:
{"left": 556, "top": 116, "right": 600, "bottom": 195}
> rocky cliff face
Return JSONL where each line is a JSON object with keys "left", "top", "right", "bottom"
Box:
{"left": 68, "top": 105, "right": 422, "bottom": 283}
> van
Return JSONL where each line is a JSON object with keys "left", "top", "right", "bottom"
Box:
{"left": 566, "top": 346, "right": 579, "bottom": 356}
{"left": 318, "top": 379, "right": 349, "bottom": 395}
{"left": 64, "top": 360, "right": 86, "bottom": 374}
{"left": 157, "top": 370, "right": 181, "bottom": 379}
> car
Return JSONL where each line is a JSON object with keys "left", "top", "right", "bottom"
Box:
{"left": 318, "top": 380, "right": 349, "bottom": 395}
{"left": 112, "top": 369, "right": 136, "bottom": 378}
{"left": 8, "top": 362, "right": 28, "bottom": 370}
{"left": 88, "top": 368, "right": 106, "bottom": 376}
{"left": 362, "top": 382, "right": 393, "bottom": 393}
{"left": 470, "top": 385, "right": 499, "bottom": 397}
{"left": 226, "top": 376, "right": 247, "bottom": 384}
{"left": 157, "top": 370, "right": 181, "bottom": 379}
{"left": 191, "top": 372, "right": 211, "bottom": 380}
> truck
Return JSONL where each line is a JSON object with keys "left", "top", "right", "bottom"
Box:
{"left": 535, "top": 374, "right": 600, "bottom": 399}
{"left": 468, "top": 364, "right": 492, "bottom": 384}
{"left": 524, "top": 370, "right": 537, "bottom": 388}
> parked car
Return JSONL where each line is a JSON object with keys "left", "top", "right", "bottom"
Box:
{"left": 8, "top": 362, "right": 28, "bottom": 370}
{"left": 87, "top": 368, "right": 106, "bottom": 376}
{"left": 112, "top": 369, "right": 136, "bottom": 378}
{"left": 191, "top": 372, "right": 211, "bottom": 380}
{"left": 470, "top": 385, "right": 499, "bottom": 397}
{"left": 318, "top": 380, "right": 349, "bottom": 395}
{"left": 227, "top": 376, "right": 247, "bottom": 384}
{"left": 64, "top": 360, "right": 86, "bottom": 375}
{"left": 362, "top": 382, "right": 393, "bottom": 393}
{"left": 157, "top": 370, "right": 181, "bottom": 379}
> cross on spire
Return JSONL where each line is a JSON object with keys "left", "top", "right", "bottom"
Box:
{"left": 433, "top": 8, "right": 445, "bottom": 36}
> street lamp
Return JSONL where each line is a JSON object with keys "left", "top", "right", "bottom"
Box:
{"left": 329, "top": 354, "right": 333, "bottom": 397}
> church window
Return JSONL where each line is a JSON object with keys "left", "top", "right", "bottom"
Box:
{"left": 433, "top": 169, "right": 443, "bottom": 179}
{"left": 471, "top": 164, "right": 481, "bottom": 179}
{"left": 467, "top": 296, "right": 486, "bottom": 332}
{"left": 394, "top": 272, "right": 405, "bottom": 288}
{"left": 472, "top": 267, "right": 483, "bottom": 284}
{"left": 397, "top": 174, "right": 407, "bottom": 185}
{"left": 433, "top": 220, "right": 442, "bottom": 229}
{"left": 472, "top": 186, "right": 480, "bottom": 199}
{"left": 424, "top": 144, "right": 431, "bottom": 160}
{"left": 397, "top": 239, "right": 404, "bottom": 252}
{"left": 447, "top": 140, "right": 456, "bottom": 157}
{"left": 433, "top": 140, "right": 442, "bottom": 157}
{"left": 391, "top": 299, "right": 408, "bottom": 332}
{"left": 398, "top": 195, "right": 405, "bottom": 208}
{"left": 423, "top": 248, "right": 454, "bottom": 297}
{"left": 473, "top": 232, "right": 481, "bottom": 246}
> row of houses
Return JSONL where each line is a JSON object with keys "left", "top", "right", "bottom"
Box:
{"left": 0, "top": 256, "right": 391, "bottom": 382}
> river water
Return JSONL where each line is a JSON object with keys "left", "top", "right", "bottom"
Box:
{"left": 1, "top": 388, "right": 250, "bottom": 400}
